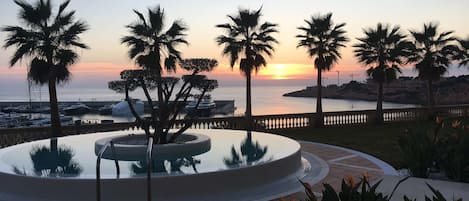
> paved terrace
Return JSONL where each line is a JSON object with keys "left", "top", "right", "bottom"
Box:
{"left": 278, "top": 142, "right": 469, "bottom": 201}
{"left": 277, "top": 141, "right": 387, "bottom": 200}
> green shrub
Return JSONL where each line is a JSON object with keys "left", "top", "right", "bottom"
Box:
{"left": 437, "top": 120, "right": 469, "bottom": 182}
{"left": 398, "top": 121, "right": 442, "bottom": 178}
{"left": 403, "top": 183, "right": 463, "bottom": 201}
{"left": 299, "top": 175, "right": 407, "bottom": 201}
{"left": 300, "top": 176, "right": 463, "bottom": 201}
{"left": 398, "top": 117, "right": 469, "bottom": 181}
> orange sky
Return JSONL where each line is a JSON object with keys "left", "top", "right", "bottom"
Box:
{"left": 0, "top": 0, "right": 468, "bottom": 86}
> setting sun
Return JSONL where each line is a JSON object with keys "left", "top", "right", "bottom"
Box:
{"left": 271, "top": 64, "right": 288, "bottom": 79}
{"left": 257, "top": 63, "right": 313, "bottom": 80}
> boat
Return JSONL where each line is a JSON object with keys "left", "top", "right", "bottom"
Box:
{"left": 0, "top": 113, "right": 29, "bottom": 128}
{"left": 63, "top": 103, "right": 91, "bottom": 115}
{"left": 33, "top": 106, "right": 50, "bottom": 114}
{"left": 1, "top": 105, "right": 31, "bottom": 113}
{"left": 112, "top": 99, "right": 144, "bottom": 116}
{"left": 29, "top": 115, "right": 74, "bottom": 127}
{"left": 185, "top": 95, "right": 216, "bottom": 117}
{"left": 98, "top": 104, "right": 113, "bottom": 115}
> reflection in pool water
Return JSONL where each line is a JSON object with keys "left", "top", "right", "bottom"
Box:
{"left": 130, "top": 157, "right": 201, "bottom": 175}
{"left": 0, "top": 129, "right": 312, "bottom": 201}
{"left": 224, "top": 131, "right": 269, "bottom": 168}
{"left": 13, "top": 145, "right": 82, "bottom": 178}
{"left": 1, "top": 130, "right": 297, "bottom": 179}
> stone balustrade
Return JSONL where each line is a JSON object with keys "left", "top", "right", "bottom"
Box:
{"left": 1, "top": 105, "right": 469, "bottom": 147}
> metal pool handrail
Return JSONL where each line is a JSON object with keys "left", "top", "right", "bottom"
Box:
{"left": 96, "top": 140, "right": 120, "bottom": 201}
{"left": 146, "top": 136, "right": 154, "bottom": 201}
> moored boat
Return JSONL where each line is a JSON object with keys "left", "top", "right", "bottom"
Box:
{"left": 112, "top": 99, "right": 144, "bottom": 116}
{"left": 63, "top": 103, "right": 92, "bottom": 115}
{"left": 185, "top": 95, "right": 216, "bottom": 117}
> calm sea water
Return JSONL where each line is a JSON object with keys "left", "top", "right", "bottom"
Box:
{"left": 0, "top": 84, "right": 418, "bottom": 116}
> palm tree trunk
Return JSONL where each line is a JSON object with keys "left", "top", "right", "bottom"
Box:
{"left": 245, "top": 72, "right": 253, "bottom": 131}
{"left": 156, "top": 70, "right": 166, "bottom": 144}
{"left": 427, "top": 79, "right": 435, "bottom": 118}
{"left": 375, "top": 82, "right": 384, "bottom": 124}
{"left": 48, "top": 78, "right": 62, "bottom": 137}
{"left": 315, "top": 69, "right": 324, "bottom": 127}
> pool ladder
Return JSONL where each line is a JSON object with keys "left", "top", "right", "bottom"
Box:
{"left": 96, "top": 137, "right": 154, "bottom": 201}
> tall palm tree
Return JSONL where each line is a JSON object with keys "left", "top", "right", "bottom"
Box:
{"left": 296, "top": 13, "right": 348, "bottom": 127}
{"left": 409, "top": 23, "right": 459, "bottom": 115}
{"left": 216, "top": 8, "right": 278, "bottom": 131}
{"left": 121, "top": 5, "right": 188, "bottom": 141}
{"left": 3, "top": 0, "right": 89, "bottom": 137}
{"left": 354, "top": 23, "right": 413, "bottom": 124}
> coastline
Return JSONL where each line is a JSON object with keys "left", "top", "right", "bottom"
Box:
{"left": 283, "top": 75, "right": 469, "bottom": 105}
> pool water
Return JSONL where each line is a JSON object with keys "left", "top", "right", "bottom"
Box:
{"left": 0, "top": 129, "right": 300, "bottom": 179}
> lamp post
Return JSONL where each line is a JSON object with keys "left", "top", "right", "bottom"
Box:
{"left": 350, "top": 74, "right": 354, "bottom": 81}
{"left": 335, "top": 71, "right": 340, "bottom": 85}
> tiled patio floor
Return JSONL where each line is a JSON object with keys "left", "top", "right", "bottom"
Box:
{"left": 275, "top": 142, "right": 387, "bottom": 201}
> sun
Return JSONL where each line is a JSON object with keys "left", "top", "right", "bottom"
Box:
{"left": 270, "top": 64, "right": 288, "bottom": 80}
{"left": 257, "top": 63, "right": 312, "bottom": 80}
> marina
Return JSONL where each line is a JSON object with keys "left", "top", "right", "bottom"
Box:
{"left": 0, "top": 100, "right": 235, "bottom": 128}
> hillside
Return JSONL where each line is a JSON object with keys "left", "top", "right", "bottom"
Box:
{"left": 283, "top": 75, "right": 469, "bottom": 105}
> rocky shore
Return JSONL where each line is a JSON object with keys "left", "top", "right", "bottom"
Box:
{"left": 283, "top": 75, "right": 469, "bottom": 105}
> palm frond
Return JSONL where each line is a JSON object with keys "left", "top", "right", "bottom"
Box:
{"left": 297, "top": 13, "right": 348, "bottom": 71}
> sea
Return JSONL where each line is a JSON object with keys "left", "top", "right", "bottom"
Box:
{"left": 0, "top": 82, "right": 418, "bottom": 118}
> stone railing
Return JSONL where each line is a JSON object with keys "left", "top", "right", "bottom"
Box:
{"left": 1, "top": 105, "right": 469, "bottom": 147}
{"left": 0, "top": 122, "right": 135, "bottom": 148}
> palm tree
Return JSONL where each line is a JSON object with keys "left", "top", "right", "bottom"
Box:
{"left": 296, "top": 13, "right": 348, "bottom": 127}
{"left": 216, "top": 8, "right": 278, "bottom": 130}
{"left": 121, "top": 5, "right": 188, "bottom": 141}
{"left": 354, "top": 23, "right": 413, "bottom": 124}
{"left": 3, "top": 0, "right": 89, "bottom": 137}
{"left": 409, "top": 23, "right": 459, "bottom": 115}
{"left": 457, "top": 37, "right": 469, "bottom": 67}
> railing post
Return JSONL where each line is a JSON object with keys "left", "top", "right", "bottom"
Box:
{"left": 308, "top": 113, "right": 316, "bottom": 127}
{"left": 366, "top": 111, "right": 375, "bottom": 125}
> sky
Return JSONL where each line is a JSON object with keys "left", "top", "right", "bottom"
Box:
{"left": 0, "top": 0, "right": 468, "bottom": 89}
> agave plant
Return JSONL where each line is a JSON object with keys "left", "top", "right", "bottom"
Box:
{"left": 300, "top": 175, "right": 408, "bottom": 201}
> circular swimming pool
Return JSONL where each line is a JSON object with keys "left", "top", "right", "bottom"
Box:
{"left": 0, "top": 129, "right": 326, "bottom": 201}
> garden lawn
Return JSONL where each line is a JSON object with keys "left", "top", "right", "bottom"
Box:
{"left": 271, "top": 122, "right": 423, "bottom": 169}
